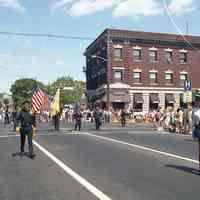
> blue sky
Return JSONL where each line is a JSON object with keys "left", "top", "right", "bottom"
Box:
{"left": 0, "top": 0, "right": 200, "bottom": 93}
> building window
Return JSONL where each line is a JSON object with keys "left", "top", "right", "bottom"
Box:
{"left": 114, "top": 48, "right": 123, "bottom": 61}
{"left": 149, "top": 72, "right": 158, "bottom": 84}
{"left": 180, "top": 52, "right": 187, "bottom": 64}
{"left": 165, "top": 73, "right": 173, "bottom": 84}
{"left": 133, "top": 49, "right": 141, "bottom": 61}
{"left": 180, "top": 73, "right": 188, "bottom": 85}
{"left": 149, "top": 51, "right": 158, "bottom": 62}
{"left": 114, "top": 70, "right": 123, "bottom": 82}
{"left": 165, "top": 51, "right": 173, "bottom": 63}
{"left": 133, "top": 93, "right": 143, "bottom": 112}
{"left": 133, "top": 72, "right": 141, "bottom": 83}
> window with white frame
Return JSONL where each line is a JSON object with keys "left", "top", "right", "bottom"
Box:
{"left": 165, "top": 73, "right": 173, "bottom": 84}
{"left": 149, "top": 50, "right": 158, "bottom": 62}
{"left": 133, "top": 49, "right": 141, "bottom": 61}
{"left": 180, "top": 74, "right": 187, "bottom": 80}
{"left": 114, "top": 70, "right": 123, "bottom": 82}
{"left": 133, "top": 72, "right": 141, "bottom": 83}
{"left": 149, "top": 72, "right": 158, "bottom": 84}
{"left": 165, "top": 51, "right": 173, "bottom": 63}
{"left": 180, "top": 73, "right": 188, "bottom": 85}
{"left": 114, "top": 48, "right": 123, "bottom": 60}
{"left": 180, "top": 52, "right": 187, "bottom": 64}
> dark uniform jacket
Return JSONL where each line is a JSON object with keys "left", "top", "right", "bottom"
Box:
{"left": 17, "top": 110, "right": 36, "bottom": 129}
{"left": 74, "top": 112, "right": 82, "bottom": 122}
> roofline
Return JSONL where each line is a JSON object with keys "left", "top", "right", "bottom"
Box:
{"left": 85, "top": 28, "right": 200, "bottom": 54}
{"left": 106, "top": 28, "right": 200, "bottom": 40}
{"left": 85, "top": 29, "right": 108, "bottom": 52}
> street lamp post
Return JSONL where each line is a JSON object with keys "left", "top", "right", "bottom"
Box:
{"left": 91, "top": 55, "right": 110, "bottom": 111}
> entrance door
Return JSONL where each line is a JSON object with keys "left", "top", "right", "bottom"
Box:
{"left": 112, "top": 102, "right": 125, "bottom": 111}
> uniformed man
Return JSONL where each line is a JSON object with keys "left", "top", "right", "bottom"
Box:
{"left": 17, "top": 100, "right": 36, "bottom": 159}
{"left": 74, "top": 110, "right": 82, "bottom": 131}
{"left": 53, "top": 111, "right": 60, "bottom": 131}
{"left": 93, "top": 107, "right": 102, "bottom": 130}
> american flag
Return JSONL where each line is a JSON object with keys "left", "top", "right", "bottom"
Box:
{"left": 31, "top": 88, "right": 45, "bottom": 112}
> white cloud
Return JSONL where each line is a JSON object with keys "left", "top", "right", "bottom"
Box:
{"left": 52, "top": 0, "right": 74, "bottom": 11}
{"left": 0, "top": 0, "right": 25, "bottom": 13}
{"left": 113, "top": 0, "right": 162, "bottom": 18}
{"left": 69, "top": 0, "right": 121, "bottom": 16}
{"left": 56, "top": 59, "right": 64, "bottom": 65}
{"left": 167, "top": 0, "right": 196, "bottom": 16}
{"left": 52, "top": 0, "right": 196, "bottom": 18}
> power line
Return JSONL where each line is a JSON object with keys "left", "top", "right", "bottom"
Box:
{"left": 0, "top": 31, "right": 94, "bottom": 40}
{"left": 162, "top": 0, "right": 200, "bottom": 51}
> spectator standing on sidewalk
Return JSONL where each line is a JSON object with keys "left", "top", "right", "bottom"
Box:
{"left": 120, "top": 109, "right": 127, "bottom": 127}
{"left": 93, "top": 106, "right": 102, "bottom": 130}
{"left": 74, "top": 110, "right": 82, "bottom": 131}
{"left": 11, "top": 106, "right": 19, "bottom": 132}
{"left": 192, "top": 100, "right": 200, "bottom": 140}
{"left": 176, "top": 108, "right": 183, "bottom": 134}
{"left": 4, "top": 106, "right": 10, "bottom": 125}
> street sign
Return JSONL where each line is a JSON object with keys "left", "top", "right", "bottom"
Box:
{"left": 183, "top": 91, "right": 192, "bottom": 103}
{"left": 184, "top": 80, "right": 192, "bottom": 91}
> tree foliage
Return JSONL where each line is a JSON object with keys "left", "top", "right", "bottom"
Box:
{"left": 3, "top": 98, "right": 9, "bottom": 106}
{"left": 10, "top": 78, "right": 45, "bottom": 106}
{"left": 10, "top": 76, "right": 85, "bottom": 106}
{"left": 46, "top": 76, "right": 84, "bottom": 105}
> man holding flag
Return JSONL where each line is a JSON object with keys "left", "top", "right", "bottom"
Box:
{"left": 50, "top": 88, "right": 61, "bottom": 131}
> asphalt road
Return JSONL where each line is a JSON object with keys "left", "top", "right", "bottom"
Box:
{"left": 0, "top": 122, "right": 200, "bottom": 200}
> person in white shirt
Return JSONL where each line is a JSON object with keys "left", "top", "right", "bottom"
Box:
{"left": 192, "top": 101, "right": 200, "bottom": 140}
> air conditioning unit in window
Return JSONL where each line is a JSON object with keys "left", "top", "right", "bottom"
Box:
{"left": 166, "top": 58, "right": 172, "bottom": 63}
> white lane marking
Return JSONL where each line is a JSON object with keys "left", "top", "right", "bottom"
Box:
{"left": 82, "top": 132, "right": 199, "bottom": 165}
{"left": 33, "top": 140, "right": 112, "bottom": 200}
{"left": 0, "top": 133, "right": 68, "bottom": 139}
{"left": 0, "top": 135, "right": 19, "bottom": 138}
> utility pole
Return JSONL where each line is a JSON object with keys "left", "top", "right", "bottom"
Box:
{"left": 199, "top": 138, "right": 200, "bottom": 173}
{"left": 106, "top": 33, "right": 110, "bottom": 112}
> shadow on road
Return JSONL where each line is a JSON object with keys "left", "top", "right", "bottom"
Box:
{"left": 184, "top": 139, "right": 199, "bottom": 142}
{"left": 166, "top": 164, "right": 200, "bottom": 176}
{"left": 12, "top": 152, "right": 36, "bottom": 159}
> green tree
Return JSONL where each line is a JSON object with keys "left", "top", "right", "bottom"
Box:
{"left": 3, "top": 98, "right": 9, "bottom": 106}
{"left": 48, "top": 76, "right": 84, "bottom": 105}
{"left": 10, "top": 78, "right": 45, "bottom": 106}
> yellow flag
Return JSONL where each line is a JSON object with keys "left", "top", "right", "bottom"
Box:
{"left": 50, "top": 88, "right": 60, "bottom": 116}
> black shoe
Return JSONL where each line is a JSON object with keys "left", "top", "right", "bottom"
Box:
{"left": 19, "top": 152, "right": 25, "bottom": 157}
{"left": 29, "top": 154, "right": 36, "bottom": 159}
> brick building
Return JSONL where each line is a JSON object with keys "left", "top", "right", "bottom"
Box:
{"left": 84, "top": 28, "right": 200, "bottom": 114}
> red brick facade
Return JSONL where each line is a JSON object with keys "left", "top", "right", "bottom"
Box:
{"left": 85, "top": 29, "right": 200, "bottom": 111}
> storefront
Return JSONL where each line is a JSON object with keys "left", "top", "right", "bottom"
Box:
{"left": 165, "top": 93, "right": 175, "bottom": 108}
{"left": 102, "top": 91, "right": 130, "bottom": 110}
{"left": 133, "top": 93, "right": 143, "bottom": 112}
{"left": 149, "top": 93, "right": 160, "bottom": 111}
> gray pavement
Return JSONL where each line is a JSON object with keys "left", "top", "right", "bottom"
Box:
{"left": 0, "top": 122, "right": 200, "bottom": 200}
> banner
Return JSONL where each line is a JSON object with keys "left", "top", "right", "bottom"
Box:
{"left": 50, "top": 89, "right": 60, "bottom": 116}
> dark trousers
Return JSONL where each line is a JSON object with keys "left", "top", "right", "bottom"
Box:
{"left": 13, "top": 120, "right": 17, "bottom": 131}
{"left": 20, "top": 127, "right": 33, "bottom": 155}
{"left": 121, "top": 118, "right": 126, "bottom": 127}
{"left": 95, "top": 119, "right": 101, "bottom": 130}
{"left": 54, "top": 120, "right": 60, "bottom": 131}
{"left": 75, "top": 120, "right": 81, "bottom": 131}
